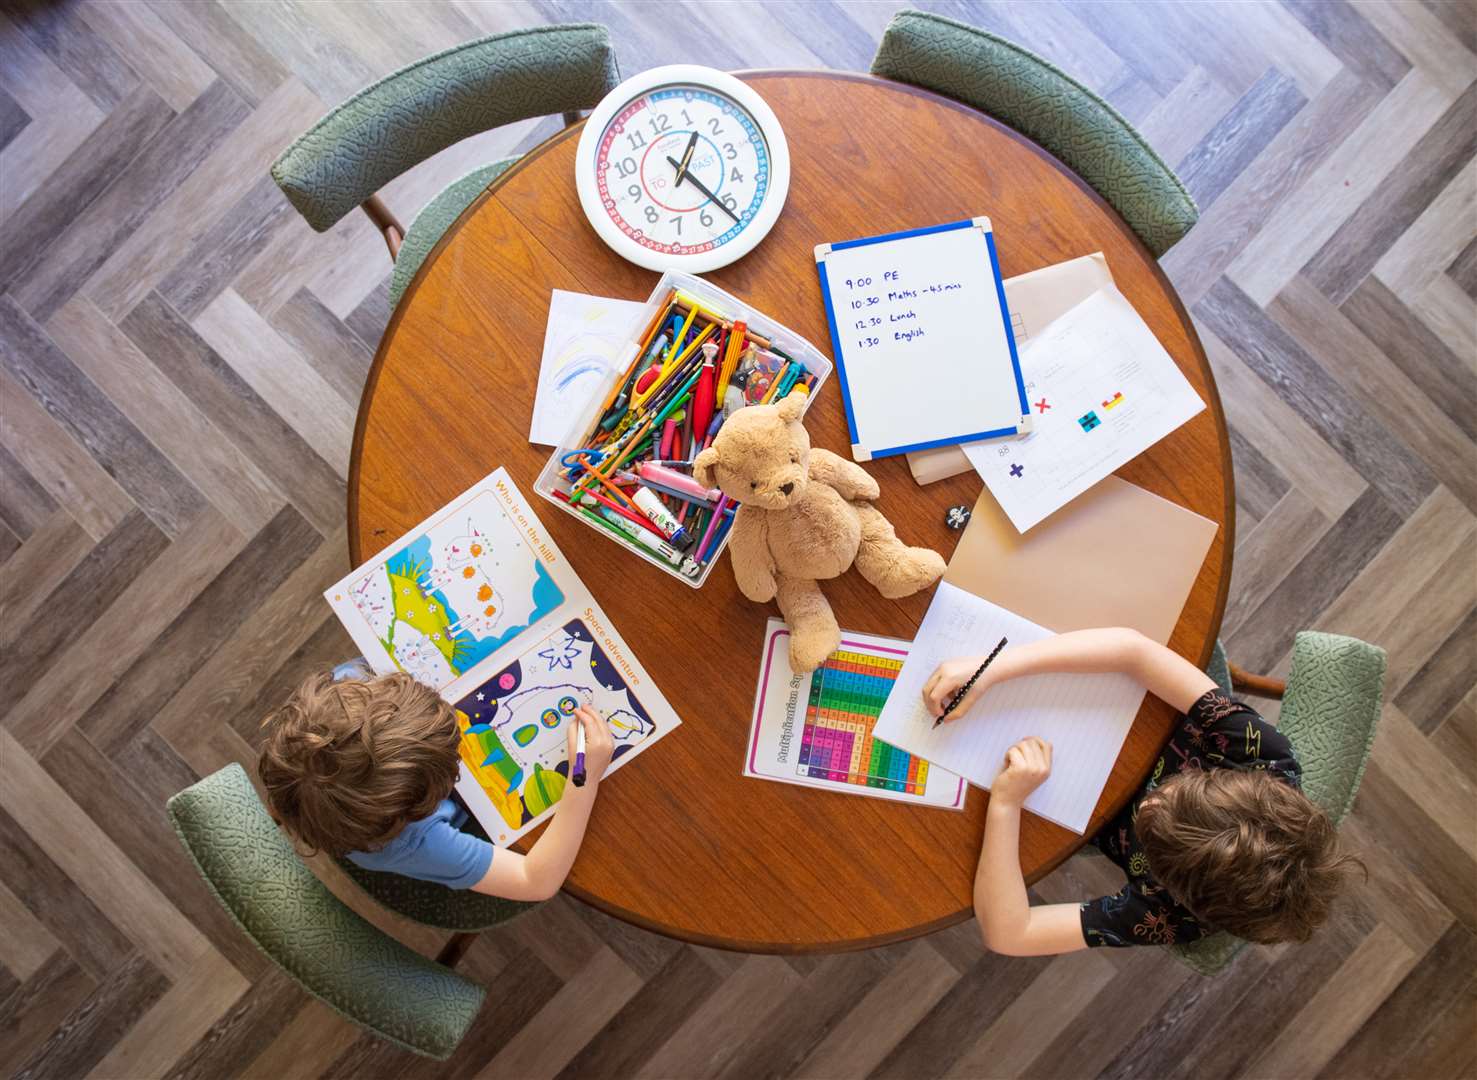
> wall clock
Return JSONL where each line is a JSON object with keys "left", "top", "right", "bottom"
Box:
{"left": 575, "top": 65, "right": 791, "bottom": 273}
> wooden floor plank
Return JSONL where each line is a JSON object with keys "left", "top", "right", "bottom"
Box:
{"left": 476, "top": 946, "right": 642, "bottom": 1080}
{"left": 0, "top": 9, "right": 104, "bottom": 217}
{"left": 46, "top": 295, "right": 286, "bottom": 534}
{"left": 0, "top": 299, "right": 205, "bottom": 538}
{"left": 2, "top": 3, "right": 1474, "bottom": 1076}
{"left": 1245, "top": 925, "right": 1417, "bottom": 1079}
{"left": 3, "top": 507, "right": 244, "bottom": 757}
{"left": 0, "top": 728, "right": 219, "bottom": 981}
{"left": 11, "top": 79, "right": 251, "bottom": 323}
{"left": 85, "top": 949, "right": 249, "bottom": 1080}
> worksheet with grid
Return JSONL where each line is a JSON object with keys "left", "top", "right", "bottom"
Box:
{"left": 745, "top": 620, "right": 966, "bottom": 809}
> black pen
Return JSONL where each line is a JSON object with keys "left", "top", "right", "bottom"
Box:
{"left": 934, "top": 636, "right": 1008, "bottom": 728}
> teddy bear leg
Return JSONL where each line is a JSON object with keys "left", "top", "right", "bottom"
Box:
{"left": 775, "top": 575, "right": 840, "bottom": 673}
{"left": 852, "top": 504, "right": 946, "bottom": 600}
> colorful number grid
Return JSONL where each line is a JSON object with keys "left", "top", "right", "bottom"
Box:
{"left": 796, "top": 648, "right": 929, "bottom": 794}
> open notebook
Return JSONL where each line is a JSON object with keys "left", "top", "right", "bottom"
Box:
{"left": 872, "top": 583, "right": 1145, "bottom": 833}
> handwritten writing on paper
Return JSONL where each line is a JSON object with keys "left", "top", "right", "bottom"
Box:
{"left": 872, "top": 583, "right": 1145, "bottom": 834}
{"left": 817, "top": 220, "right": 1026, "bottom": 457}
{"left": 837, "top": 271, "right": 963, "bottom": 350}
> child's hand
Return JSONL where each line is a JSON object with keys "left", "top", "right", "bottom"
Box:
{"left": 922, "top": 655, "right": 996, "bottom": 719}
{"left": 990, "top": 737, "right": 1052, "bottom": 808}
{"left": 567, "top": 705, "right": 615, "bottom": 786}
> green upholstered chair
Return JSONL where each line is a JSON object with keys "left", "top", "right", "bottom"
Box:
{"left": 271, "top": 24, "right": 620, "bottom": 307}
{"left": 870, "top": 9, "right": 1197, "bottom": 257}
{"left": 337, "top": 852, "right": 533, "bottom": 934}
{"left": 167, "top": 763, "right": 529, "bottom": 1059}
{"left": 1168, "top": 631, "right": 1387, "bottom": 976}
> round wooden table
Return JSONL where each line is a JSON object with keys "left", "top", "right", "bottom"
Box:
{"left": 352, "top": 71, "right": 1232, "bottom": 952}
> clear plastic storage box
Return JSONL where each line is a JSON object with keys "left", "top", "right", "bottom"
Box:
{"left": 534, "top": 271, "right": 832, "bottom": 587}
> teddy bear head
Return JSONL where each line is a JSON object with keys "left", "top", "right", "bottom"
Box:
{"left": 693, "top": 387, "right": 810, "bottom": 511}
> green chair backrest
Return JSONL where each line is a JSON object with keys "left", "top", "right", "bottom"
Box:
{"left": 272, "top": 24, "right": 620, "bottom": 232}
{"left": 870, "top": 9, "right": 1197, "bottom": 257}
{"left": 1274, "top": 631, "right": 1386, "bottom": 826}
{"left": 166, "top": 764, "right": 485, "bottom": 1060}
{"left": 1169, "top": 631, "right": 1385, "bottom": 975}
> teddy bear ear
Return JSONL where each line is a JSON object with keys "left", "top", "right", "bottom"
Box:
{"left": 776, "top": 385, "right": 810, "bottom": 423}
{"left": 693, "top": 446, "right": 721, "bottom": 489}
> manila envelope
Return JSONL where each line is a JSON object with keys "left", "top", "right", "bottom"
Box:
{"left": 944, "top": 475, "right": 1218, "bottom": 645}
{"left": 907, "top": 252, "right": 1116, "bottom": 486}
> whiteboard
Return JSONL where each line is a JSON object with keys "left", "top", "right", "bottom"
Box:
{"left": 815, "top": 218, "right": 1030, "bottom": 461}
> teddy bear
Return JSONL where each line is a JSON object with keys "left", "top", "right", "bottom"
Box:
{"left": 694, "top": 386, "right": 946, "bottom": 673}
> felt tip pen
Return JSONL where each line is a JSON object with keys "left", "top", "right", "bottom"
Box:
{"left": 596, "top": 508, "right": 688, "bottom": 567}
{"left": 572, "top": 720, "right": 587, "bottom": 786}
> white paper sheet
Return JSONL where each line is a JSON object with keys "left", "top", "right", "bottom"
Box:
{"left": 963, "top": 287, "right": 1205, "bottom": 532}
{"left": 872, "top": 583, "right": 1145, "bottom": 833}
{"left": 530, "top": 290, "right": 645, "bottom": 447}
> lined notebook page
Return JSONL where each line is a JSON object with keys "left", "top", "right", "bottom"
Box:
{"left": 873, "top": 583, "right": 1146, "bottom": 833}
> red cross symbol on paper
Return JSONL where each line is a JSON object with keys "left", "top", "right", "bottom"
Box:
{"left": 1035, "top": 398, "right": 1051, "bottom": 413}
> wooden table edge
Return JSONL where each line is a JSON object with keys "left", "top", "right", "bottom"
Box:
{"left": 348, "top": 68, "right": 1236, "bottom": 952}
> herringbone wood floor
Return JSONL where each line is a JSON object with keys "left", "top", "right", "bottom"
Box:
{"left": 1, "top": 1, "right": 1474, "bottom": 1077}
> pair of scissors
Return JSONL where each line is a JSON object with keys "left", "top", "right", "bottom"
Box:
{"left": 560, "top": 448, "right": 604, "bottom": 478}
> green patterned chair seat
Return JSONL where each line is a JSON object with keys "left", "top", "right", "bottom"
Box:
{"left": 1168, "top": 631, "right": 1386, "bottom": 975}
{"left": 338, "top": 849, "right": 535, "bottom": 932}
{"left": 389, "top": 158, "right": 517, "bottom": 306}
{"left": 167, "top": 764, "right": 485, "bottom": 1059}
{"left": 870, "top": 9, "right": 1197, "bottom": 256}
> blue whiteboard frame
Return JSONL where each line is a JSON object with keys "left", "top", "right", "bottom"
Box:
{"left": 815, "top": 218, "right": 1030, "bottom": 460}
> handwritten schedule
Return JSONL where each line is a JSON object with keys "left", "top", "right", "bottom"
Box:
{"left": 816, "top": 218, "right": 1030, "bottom": 461}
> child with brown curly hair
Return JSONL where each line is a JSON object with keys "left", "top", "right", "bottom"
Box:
{"left": 259, "top": 666, "right": 612, "bottom": 900}
{"left": 923, "top": 628, "right": 1360, "bottom": 954}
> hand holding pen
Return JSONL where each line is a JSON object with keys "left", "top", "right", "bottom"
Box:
{"left": 923, "top": 637, "right": 1008, "bottom": 726}
{"left": 567, "top": 705, "right": 614, "bottom": 788}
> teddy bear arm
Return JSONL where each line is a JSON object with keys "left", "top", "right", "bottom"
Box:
{"left": 808, "top": 448, "right": 880, "bottom": 502}
{"left": 728, "top": 509, "right": 778, "bottom": 602}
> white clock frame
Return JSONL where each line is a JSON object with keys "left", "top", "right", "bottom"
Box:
{"left": 575, "top": 65, "right": 791, "bottom": 273}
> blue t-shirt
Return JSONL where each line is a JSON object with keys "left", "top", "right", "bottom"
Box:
{"left": 347, "top": 797, "right": 493, "bottom": 890}
{"left": 333, "top": 660, "right": 494, "bottom": 890}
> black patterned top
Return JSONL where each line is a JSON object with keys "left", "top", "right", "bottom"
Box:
{"left": 1079, "top": 690, "right": 1301, "bottom": 948}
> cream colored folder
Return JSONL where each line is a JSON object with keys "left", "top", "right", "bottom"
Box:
{"left": 907, "top": 252, "right": 1116, "bottom": 485}
{"left": 944, "top": 475, "right": 1218, "bottom": 644}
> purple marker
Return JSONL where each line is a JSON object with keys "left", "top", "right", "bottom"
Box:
{"left": 572, "top": 719, "right": 587, "bottom": 787}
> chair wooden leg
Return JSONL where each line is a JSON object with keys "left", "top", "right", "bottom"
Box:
{"left": 360, "top": 194, "right": 405, "bottom": 260}
{"left": 434, "top": 931, "right": 478, "bottom": 969}
{"left": 1229, "top": 663, "right": 1287, "bottom": 700}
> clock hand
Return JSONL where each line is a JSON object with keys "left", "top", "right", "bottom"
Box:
{"left": 666, "top": 155, "right": 741, "bottom": 224}
{"left": 674, "top": 131, "right": 699, "bottom": 184}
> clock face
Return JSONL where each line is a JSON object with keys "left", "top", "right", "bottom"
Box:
{"left": 576, "top": 66, "right": 789, "bottom": 272}
{"left": 594, "top": 85, "right": 770, "bottom": 259}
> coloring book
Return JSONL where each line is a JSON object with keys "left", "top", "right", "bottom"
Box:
{"left": 325, "top": 468, "right": 681, "bottom": 845}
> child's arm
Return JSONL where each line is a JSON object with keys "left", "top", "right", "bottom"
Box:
{"left": 974, "top": 737, "right": 1087, "bottom": 955}
{"left": 470, "top": 706, "right": 614, "bottom": 901}
{"left": 924, "top": 627, "right": 1217, "bottom": 719}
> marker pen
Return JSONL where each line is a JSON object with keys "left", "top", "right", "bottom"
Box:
{"left": 598, "top": 506, "right": 687, "bottom": 565}
{"left": 572, "top": 721, "right": 587, "bottom": 787}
